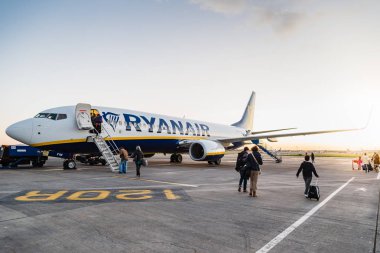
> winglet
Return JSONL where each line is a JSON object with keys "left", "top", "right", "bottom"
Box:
{"left": 362, "top": 106, "right": 373, "bottom": 129}
{"left": 232, "top": 91, "right": 255, "bottom": 131}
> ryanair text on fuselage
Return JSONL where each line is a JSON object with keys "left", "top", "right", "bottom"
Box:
{"left": 102, "top": 112, "right": 211, "bottom": 137}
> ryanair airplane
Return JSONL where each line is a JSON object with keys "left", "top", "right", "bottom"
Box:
{"left": 5, "top": 92, "right": 356, "bottom": 169}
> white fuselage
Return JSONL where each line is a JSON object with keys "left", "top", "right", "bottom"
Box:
{"left": 6, "top": 105, "right": 247, "bottom": 154}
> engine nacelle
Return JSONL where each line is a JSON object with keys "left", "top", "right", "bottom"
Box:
{"left": 189, "top": 140, "right": 225, "bottom": 161}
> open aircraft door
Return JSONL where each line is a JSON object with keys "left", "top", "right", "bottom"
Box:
{"left": 75, "top": 103, "right": 94, "bottom": 130}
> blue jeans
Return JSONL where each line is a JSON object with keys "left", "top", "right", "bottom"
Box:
{"left": 239, "top": 169, "right": 248, "bottom": 190}
{"left": 119, "top": 160, "right": 127, "bottom": 173}
{"left": 304, "top": 176, "right": 312, "bottom": 194}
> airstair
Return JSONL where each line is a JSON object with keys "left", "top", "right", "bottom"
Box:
{"left": 86, "top": 126, "right": 120, "bottom": 172}
{"left": 93, "top": 135, "right": 120, "bottom": 172}
{"left": 75, "top": 103, "right": 120, "bottom": 172}
{"left": 257, "top": 144, "right": 282, "bottom": 163}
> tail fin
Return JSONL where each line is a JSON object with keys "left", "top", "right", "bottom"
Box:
{"left": 232, "top": 91, "right": 255, "bottom": 131}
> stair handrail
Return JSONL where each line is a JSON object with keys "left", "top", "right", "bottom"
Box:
{"left": 95, "top": 124, "right": 120, "bottom": 155}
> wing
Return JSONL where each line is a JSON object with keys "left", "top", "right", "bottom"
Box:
{"left": 250, "top": 127, "right": 296, "bottom": 135}
{"left": 218, "top": 128, "right": 361, "bottom": 144}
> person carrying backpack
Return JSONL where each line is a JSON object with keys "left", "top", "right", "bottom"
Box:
{"left": 236, "top": 147, "right": 249, "bottom": 192}
{"left": 297, "top": 155, "right": 319, "bottom": 197}
{"left": 130, "top": 146, "right": 144, "bottom": 177}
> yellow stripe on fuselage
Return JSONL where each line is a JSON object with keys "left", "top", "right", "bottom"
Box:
{"left": 31, "top": 139, "right": 87, "bottom": 147}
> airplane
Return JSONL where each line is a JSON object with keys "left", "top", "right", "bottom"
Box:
{"left": 5, "top": 92, "right": 359, "bottom": 170}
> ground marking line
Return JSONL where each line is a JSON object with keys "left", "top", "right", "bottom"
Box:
{"left": 113, "top": 176, "right": 198, "bottom": 188}
{"left": 135, "top": 178, "right": 198, "bottom": 188}
{"left": 377, "top": 172, "right": 380, "bottom": 180}
{"left": 256, "top": 177, "right": 355, "bottom": 253}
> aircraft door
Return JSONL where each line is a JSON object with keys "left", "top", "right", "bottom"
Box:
{"left": 75, "top": 103, "right": 94, "bottom": 130}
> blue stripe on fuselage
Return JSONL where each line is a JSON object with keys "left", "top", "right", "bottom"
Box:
{"left": 39, "top": 139, "right": 180, "bottom": 154}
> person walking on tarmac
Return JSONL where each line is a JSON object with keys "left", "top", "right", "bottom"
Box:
{"left": 297, "top": 155, "right": 319, "bottom": 197}
{"left": 118, "top": 147, "right": 129, "bottom": 174}
{"left": 372, "top": 152, "right": 380, "bottom": 173}
{"left": 362, "top": 153, "right": 370, "bottom": 173}
{"left": 311, "top": 152, "right": 315, "bottom": 163}
{"left": 246, "top": 146, "right": 263, "bottom": 197}
{"left": 236, "top": 147, "right": 249, "bottom": 192}
{"left": 130, "top": 146, "right": 144, "bottom": 177}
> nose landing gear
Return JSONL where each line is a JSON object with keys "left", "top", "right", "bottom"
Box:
{"left": 63, "top": 159, "right": 77, "bottom": 170}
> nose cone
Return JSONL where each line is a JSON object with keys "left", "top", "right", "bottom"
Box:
{"left": 6, "top": 119, "right": 33, "bottom": 144}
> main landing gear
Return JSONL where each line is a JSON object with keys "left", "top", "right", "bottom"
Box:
{"left": 208, "top": 158, "right": 222, "bottom": 166}
{"left": 170, "top": 154, "right": 183, "bottom": 163}
{"left": 63, "top": 159, "right": 77, "bottom": 170}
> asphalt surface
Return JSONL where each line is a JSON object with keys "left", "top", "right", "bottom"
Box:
{"left": 0, "top": 154, "right": 379, "bottom": 253}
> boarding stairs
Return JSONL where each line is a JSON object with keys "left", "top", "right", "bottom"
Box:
{"left": 90, "top": 127, "right": 120, "bottom": 172}
{"left": 257, "top": 144, "right": 282, "bottom": 163}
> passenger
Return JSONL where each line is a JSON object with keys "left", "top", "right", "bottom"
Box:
{"left": 118, "top": 147, "right": 128, "bottom": 174}
{"left": 311, "top": 152, "right": 315, "bottom": 163}
{"left": 297, "top": 155, "right": 319, "bottom": 197}
{"left": 130, "top": 146, "right": 144, "bottom": 177}
{"left": 362, "top": 153, "right": 370, "bottom": 173}
{"left": 372, "top": 152, "right": 380, "bottom": 173}
{"left": 236, "top": 147, "right": 249, "bottom": 192}
{"left": 246, "top": 146, "right": 263, "bottom": 197}
{"left": 94, "top": 113, "right": 103, "bottom": 134}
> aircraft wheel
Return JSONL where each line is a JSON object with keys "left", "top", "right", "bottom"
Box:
{"left": 214, "top": 158, "right": 221, "bottom": 165}
{"left": 170, "top": 154, "right": 176, "bottom": 163}
{"left": 176, "top": 154, "right": 183, "bottom": 163}
{"left": 64, "top": 159, "right": 77, "bottom": 170}
{"left": 208, "top": 161, "right": 213, "bottom": 165}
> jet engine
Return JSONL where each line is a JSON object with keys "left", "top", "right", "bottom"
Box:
{"left": 189, "top": 140, "right": 225, "bottom": 161}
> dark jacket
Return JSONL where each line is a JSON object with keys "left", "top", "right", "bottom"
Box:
{"left": 297, "top": 161, "right": 319, "bottom": 178}
{"left": 130, "top": 150, "right": 144, "bottom": 162}
{"left": 246, "top": 151, "right": 263, "bottom": 171}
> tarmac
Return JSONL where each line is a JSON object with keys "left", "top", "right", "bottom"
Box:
{"left": 0, "top": 154, "right": 379, "bottom": 253}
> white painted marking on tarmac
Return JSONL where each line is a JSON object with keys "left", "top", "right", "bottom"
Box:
{"left": 256, "top": 177, "right": 355, "bottom": 253}
{"left": 133, "top": 178, "right": 198, "bottom": 188}
{"left": 377, "top": 172, "right": 380, "bottom": 180}
{"left": 0, "top": 191, "right": 20, "bottom": 194}
{"left": 113, "top": 176, "right": 198, "bottom": 187}
{"left": 355, "top": 187, "right": 367, "bottom": 192}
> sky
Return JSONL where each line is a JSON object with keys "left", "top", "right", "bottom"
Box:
{"left": 0, "top": 0, "right": 379, "bottom": 151}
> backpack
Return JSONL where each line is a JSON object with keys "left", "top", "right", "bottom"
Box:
{"left": 235, "top": 152, "right": 248, "bottom": 172}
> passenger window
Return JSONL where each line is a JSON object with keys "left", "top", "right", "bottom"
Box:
{"left": 57, "top": 114, "right": 67, "bottom": 120}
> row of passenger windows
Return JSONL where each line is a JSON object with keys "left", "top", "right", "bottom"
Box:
{"left": 34, "top": 113, "right": 67, "bottom": 120}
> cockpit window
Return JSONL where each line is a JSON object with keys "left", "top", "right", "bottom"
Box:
{"left": 47, "top": 113, "right": 58, "bottom": 120}
{"left": 57, "top": 114, "right": 67, "bottom": 120}
{"left": 34, "top": 113, "right": 67, "bottom": 120}
{"left": 34, "top": 113, "right": 50, "bottom": 118}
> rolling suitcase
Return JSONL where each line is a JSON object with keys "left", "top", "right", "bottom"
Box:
{"left": 307, "top": 180, "right": 320, "bottom": 201}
